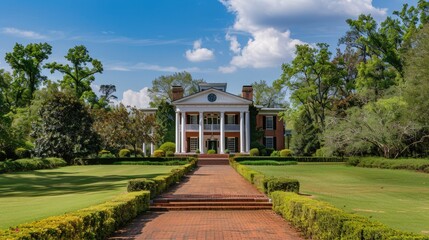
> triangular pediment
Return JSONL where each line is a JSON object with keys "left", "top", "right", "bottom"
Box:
{"left": 172, "top": 88, "right": 252, "bottom": 105}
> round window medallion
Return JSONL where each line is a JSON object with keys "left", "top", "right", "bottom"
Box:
{"left": 207, "top": 93, "right": 217, "bottom": 102}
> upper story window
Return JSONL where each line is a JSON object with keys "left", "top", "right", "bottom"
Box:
{"left": 265, "top": 116, "right": 274, "bottom": 130}
{"left": 188, "top": 114, "right": 198, "bottom": 124}
{"left": 226, "top": 114, "right": 236, "bottom": 124}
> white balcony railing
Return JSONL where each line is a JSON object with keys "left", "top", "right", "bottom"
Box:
{"left": 183, "top": 124, "right": 240, "bottom": 132}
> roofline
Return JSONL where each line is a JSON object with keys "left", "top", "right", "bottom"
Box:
{"left": 172, "top": 88, "right": 252, "bottom": 105}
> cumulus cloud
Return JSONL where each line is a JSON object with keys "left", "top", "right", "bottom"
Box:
{"left": 218, "top": 65, "right": 237, "bottom": 73}
{"left": 1, "top": 27, "right": 48, "bottom": 39}
{"left": 185, "top": 39, "right": 215, "bottom": 62}
{"left": 219, "top": 0, "right": 387, "bottom": 72}
{"left": 121, "top": 87, "right": 151, "bottom": 108}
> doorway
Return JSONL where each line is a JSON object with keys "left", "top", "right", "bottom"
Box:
{"left": 207, "top": 140, "right": 218, "bottom": 153}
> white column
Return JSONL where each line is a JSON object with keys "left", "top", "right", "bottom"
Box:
{"left": 181, "top": 112, "right": 186, "bottom": 153}
{"left": 245, "top": 111, "right": 250, "bottom": 153}
{"left": 199, "top": 112, "right": 204, "bottom": 153}
{"left": 220, "top": 111, "right": 225, "bottom": 154}
{"left": 175, "top": 112, "right": 180, "bottom": 153}
{"left": 240, "top": 111, "right": 245, "bottom": 153}
{"left": 150, "top": 128, "right": 154, "bottom": 155}
{"left": 142, "top": 143, "right": 146, "bottom": 157}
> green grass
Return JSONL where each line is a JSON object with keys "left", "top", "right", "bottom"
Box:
{"left": 0, "top": 165, "right": 177, "bottom": 229}
{"left": 251, "top": 163, "right": 429, "bottom": 234}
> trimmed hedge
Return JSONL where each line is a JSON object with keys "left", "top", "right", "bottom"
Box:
{"left": 348, "top": 157, "right": 429, "bottom": 173}
{"left": 80, "top": 157, "right": 190, "bottom": 165}
{"left": 271, "top": 191, "right": 428, "bottom": 240}
{"left": 239, "top": 160, "right": 297, "bottom": 166}
{"left": 0, "top": 191, "right": 150, "bottom": 240}
{"left": 127, "top": 158, "right": 197, "bottom": 198}
{"left": 0, "top": 158, "right": 67, "bottom": 173}
{"left": 229, "top": 159, "right": 299, "bottom": 194}
{"left": 234, "top": 156, "right": 345, "bottom": 162}
{"left": 113, "top": 160, "right": 189, "bottom": 165}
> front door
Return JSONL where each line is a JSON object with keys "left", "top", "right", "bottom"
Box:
{"left": 207, "top": 140, "right": 218, "bottom": 153}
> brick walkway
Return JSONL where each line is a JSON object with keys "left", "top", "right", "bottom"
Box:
{"left": 110, "top": 165, "right": 304, "bottom": 240}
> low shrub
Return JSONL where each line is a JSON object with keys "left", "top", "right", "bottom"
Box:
{"left": 207, "top": 149, "right": 216, "bottom": 154}
{"left": 14, "top": 148, "right": 30, "bottom": 159}
{"left": 159, "top": 142, "right": 176, "bottom": 153}
{"left": 271, "top": 191, "right": 427, "bottom": 240}
{"left": 239, "top": 160, "right": 297, "bottom": 166}
{"left": 280, "top": 149, "right": 292, "bottom": 157}
{"left": 0, "top": 158, "right": 67, "bottom": 173}
{"left": 127, "top": 158, "right": 197, "bottom": 198}
{"left": 114, "top": 160, "right": 188, "bottom": 165}
{"left": 166, "top": 151, "right": 174, "bottom": 157}
{"left": 260, "top": 149, "right": 267, "bottom": 156}
{"left": 264, "top": 177, "right": 299, "bottom": 193}
{"left": 348, "top": 157, "right": 429, "bottom": 173}
{"left": 195, "top": 149, "right": 200, "bottom": 154}
{"left": 229, "top": 158, "right": 300, "bottom": 194}
{"left": 249, "top": 148, "right": 259, "bottom": 156}
{"left": 270, "top": 150, "right": 280, "bottom": 157}
{"left": 119, "top": 149, "right": 131, "bottom": 158}
{"left": 233, "top": 156, "right": 344, "bottom": 162}
{"left": 0, "top": 191, "right": 150, "bottom": 239}
{"left": 153, "top": 150, "right": 165, "bottom": 157}
{"left": 224, "top": 149, "right": 230, "bottom": 154}
{"left": 131, "top": 148, "right": 143, "bottom": 157}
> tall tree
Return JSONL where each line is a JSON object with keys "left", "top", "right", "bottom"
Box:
{"left": 32, "top": 90, "right": 100, "bottom": 162}
{"left": 277, "top": 43, "right": 340, "bottom": 132}
{"left": 155, "top": 101, "right": 175, "bottom": 144}
{"left": 252, "top": 80, "right": 287, "bottom": 108}
{"left": 99, "top": 84, "right": 117, "bottom": 103}
{"left": 148, "top": 71, "right": 204, "bottom": 107}
{"left": 45, "top": 45, "right": 103, "bottom": 100}
{"left": 4, "top": 42, "right": 52, "bottom": 107}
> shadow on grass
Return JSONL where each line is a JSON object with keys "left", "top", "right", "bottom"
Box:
{"left": 0, "top": 172, "right": 167, "bottom": 197}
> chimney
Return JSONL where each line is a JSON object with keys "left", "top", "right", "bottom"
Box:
{"left": 241, "top": 85, "right": 253, "bottom": 101}
{"left": 172, "top": 86, "right": 184, "bottom": 101}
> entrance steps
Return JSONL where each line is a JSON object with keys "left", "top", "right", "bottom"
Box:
{"left": 197, "top": 154, "right": 230, "bottom": 165}
{"left": 150, "top": 194, "right": 272, "bottom": 211}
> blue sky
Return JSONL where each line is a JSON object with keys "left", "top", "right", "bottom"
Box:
{"left": 0, "top": 0, "right": 418, "bottom": 107}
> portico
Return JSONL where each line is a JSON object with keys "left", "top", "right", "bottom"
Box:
{"left": 172, "top": 85, "right": 252, "bottom": 154}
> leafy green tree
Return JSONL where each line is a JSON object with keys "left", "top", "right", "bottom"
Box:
{"left": 252, "top": 80, "right": 287, "bottom": 108}
{"left": 4, "top": 43, "right": 52, "bottom": 107}
{"left": 155, "top": 101, "right": 175, "bottom": 144}
{"left": 148, "top": 71, "right": 204, "bottom": 106}
{"left": 277, "top": 43, "right": 340, "bottom": 132}
{"left": 32, "top": 90, "right": 100, "bottom": 162}
{"left": 92, "top": 105, "right": 156, "bottom": 155}
{"left": 45, "top": 45, "right": 103, "bottom": 100}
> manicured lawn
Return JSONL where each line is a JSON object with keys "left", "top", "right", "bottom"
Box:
{"left": 251, "top": 163, "right": 429, "bottom": 234}
{"left": 0, "top": 165, "right": 177, "bottom": 229}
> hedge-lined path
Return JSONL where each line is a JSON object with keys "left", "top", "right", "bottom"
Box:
{"left": 110, "top": 165, "right": 304, "bottom": 239}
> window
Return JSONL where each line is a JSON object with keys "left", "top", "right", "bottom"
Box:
{"left": 190, "top": 137, "right": 198, "bottom": 152}
{"left": 227, "top": 114, "right": 235, "bottom": 124}
{"left": 265, "top": 116, "right": 274, "bottom": 130}
{"left": 264, "top": 136, "right": 274, "bottom": 149}
{"left": 227, "top": 137, "right": 236, "bottom": 153}
{"left": 189, "top": 115, "right": 198, "bottom": 124}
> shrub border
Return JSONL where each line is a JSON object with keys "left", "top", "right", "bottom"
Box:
{"left": 0, "top": 158, "right": 67, "bottom": 174}
{"left": 229, "top": 158, "right": 299, "bottom": 194}
{"left": 230, "top": 157, "right": 428, "bottom": 240}
{"left": 127, "top": 158, "right": 198, "bottom": 198}
{"left": 234, "top": 156, "right": 345, "bottom": 162}
{"left": 0, "top": 191, "right": 150, "bottom": 239}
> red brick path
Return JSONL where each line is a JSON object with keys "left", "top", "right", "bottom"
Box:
{"left": 110, "top": 165, "right": 304, "bottom": 240}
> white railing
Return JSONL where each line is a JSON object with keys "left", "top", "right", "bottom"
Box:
{"left": 182, "top": 124, "right": 240, "bottom": 132}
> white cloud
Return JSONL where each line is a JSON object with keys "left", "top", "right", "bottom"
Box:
{"left": 121, "top": 87, "right": 151, "bottom": 108}
{"left": 106, "top": 62, "right": 202, "bottom": 73}
{"left": 220, "top": 0, "right": 387, "bottom": 70}
{"left": 185, "top": 39, "right": 215, "bottom": 62}
{"left": 218, "top": 65, "right": 237, "bottom": 73}
{"left": 1, "top": 27, "right": 47, "bottom": 39}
